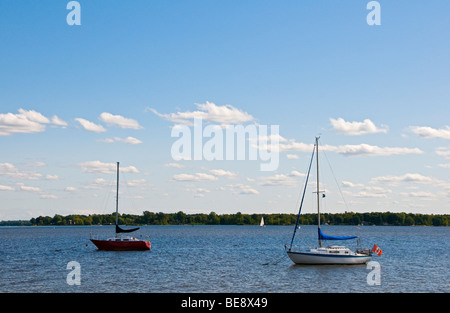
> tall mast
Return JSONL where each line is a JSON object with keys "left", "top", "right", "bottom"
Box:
{"left": 316, "top": 137, "right": 321, "bottom": 248}
{"left": 115, "top": 162, "right": 119, "bottom": 229}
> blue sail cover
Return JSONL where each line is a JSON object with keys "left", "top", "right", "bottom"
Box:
{"left": 318, "top": 228, "right": 357, "bottom": 241}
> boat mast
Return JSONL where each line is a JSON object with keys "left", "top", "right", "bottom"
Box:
{"left": 115, "top": 161, "right": 119, "bottom": 231}
{"left": 316, "top": 137, "right": 322, "bottom": 248}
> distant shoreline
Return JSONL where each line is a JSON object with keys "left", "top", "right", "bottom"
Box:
{"left": 1, "top": 211, "right": 448, "bottom": 227}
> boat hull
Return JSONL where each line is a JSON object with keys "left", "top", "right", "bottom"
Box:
{"left": 90, "top": 239, "right": 151, "bottom": 251}
{"left": 287, "top": 250, "right": 372, "bottom": 265}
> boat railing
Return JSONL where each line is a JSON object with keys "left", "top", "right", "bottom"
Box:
{"left": 89, "top": 232, "right": 150, "bottom": 241}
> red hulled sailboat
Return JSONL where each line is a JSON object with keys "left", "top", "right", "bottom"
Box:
{"left": 90, "top": 162, "right": 151, "bottom": 251}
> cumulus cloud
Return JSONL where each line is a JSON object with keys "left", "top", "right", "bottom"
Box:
{"left": 221, "top": 184, "right": 259, "bottom": 195}
{"left": 17, "top": 183, "right": 41, "bottom": 192}
{"left": 327, "top": 143, "right": 423, "bottom": 157}
{"left": 172, "top": 173, "right": 218, "bottom": 182}
{"left": 75, "top": 118, "right": 106, "bottom": 133}
{"left": 98, "top": 136, "right": 142, "bottom": 145}
{"left": 45, "top": 174, "right": 59, "bottom": 180}
{"left": 164, "top": 163, "right": 185, "bottom": 169}
{"left": 125, "top": 179, "right": 147, "bottom": 187}
{"left": 51, "top": 115, "right": 68, "bottom": 127}
{"left": 278, "top": 138, "right": 423, "bottom": 157}
{"left": 24, "top": 162, "right": 46, "bottom": 167}
{"left": 171, "top": 168, "right": 239, "bottom": 183}
{"left": 410, "top": 125, "right": 450, "bottom": 139}
{"left": 185, "top": 187, "right": 211, "bottom": 198}
{"left": 370, "top": 173, "right": 435, "bottom": 185}
{"left": 0, "top": 185, "right": 14, "bottom": 191}
{"left": 149, "top": 101, "right": 255, "bottom": 126}
{"left": 0, "top": 162, "right": 43, "bottom": 180}
{"left": 209, "top": 169, "right": 237, "bottom": 177}
{"left": 330, "top": 118, "right": 388, "bottom": 135}
{"left": 76, "top": 161, "right": 139, "bottom": 174}
{"left": 40, "top": 194, "right": 57, "bottom": 199}
{"left": 342, "top": 181, "right": 364, "bottom": 188}
{"left": 258, "top": 170, "right": 306, "bottom": 186}
{"left": 277, "top": 140, "right": 314, "bottom": 153}
{"left": 0, "top": 109, "right": 66, "bottom": 136}
{"left": 99, "top": 112, "right": 143, "bottom": 130}
{"left": 351, "top": 191, "right": 388, "bottom": 198}
{"left": 436, "top": 147, "right": 450, "bottom": 159}
{"left": 400, "top": 191, "right": 434, "bottom": 198}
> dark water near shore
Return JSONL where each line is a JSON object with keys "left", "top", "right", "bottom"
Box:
{"left": 0, "top": 225, "right": 448, "bottom": 293}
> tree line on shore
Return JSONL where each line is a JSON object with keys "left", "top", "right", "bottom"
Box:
{"left": 4, "top": 211, "right": 446, "bottom": 227}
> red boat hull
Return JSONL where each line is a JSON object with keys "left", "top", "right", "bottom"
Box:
{"left": 90, "top": 239, "right": 151, "bottom": 251}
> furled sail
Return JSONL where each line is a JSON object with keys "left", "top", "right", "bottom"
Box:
{"left": 318, "top": 228, "right": 357, "bottom": 241}
{"left": 116, "top": 225, "right": 140, "bottom": 233}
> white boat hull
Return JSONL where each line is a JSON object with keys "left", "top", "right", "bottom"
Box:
{"left": 287, "top": 247, "right": 372, "bottom": 265}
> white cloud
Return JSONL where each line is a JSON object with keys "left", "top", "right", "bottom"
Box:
{"left": 278, "top": 140, "right": 314, "bottom": 153}
{"left": 342, "top": 181, "right": 364, "bottom": 188}
{"left": 172, "top": 173, "right": 218, "bottom": 182}
{"left": 436, "top": 147, "right": 450, "bottom": 159}
{"left": 327, "top": 144, "right": 423, "bottom": 157}
{"left": 99, "top": 112, "right": 143, "bottom": 130}
{"left": 370, "top": 173, "right": 435, "bottom": 185}
{"left": 258, "top": 170, "right": 305, "bottom": 186}
{"left": 76, "top": 161, "right": 139, "bottom": 174}
{"left": 220, "top": 184, "right": 259, "bottom": 195}
{"left": 24, "top": 162, "right": 46, "bottom": 167}
{"left": 84, "top": 177, "right": 112, "bottom": 189}
{"left": 0, "top": 109, "right": 65, "bottom": 136}
{"left": 185, "top": 187, "right": 211, "bottom": 198}
{"left": 286, "top": 154, "right": 299, "bottom": 159}
{"left": 40, "top": 194, "right": 57, "bottom": 199}
{"left": 0, "top": 162, "right": 43, "bottom": 180}
{"left": 401, "top": 191, "right": 434, "bottom": 198}
{"left": 45, "top": 174, "right": 59, "bottom": 180}
{"left": 351, "top": 191, "right": 388, "bottom": 198}
{"left": 341, "top": 182, "right": 392, "bottom": 198}
{"left": 98, "top": 136, "right": 142, "bottom": 145}
{"left": 64, "top": 186, "right": 78, "bottom": 192}
{"left": 17, "top": 183, "right": 41, "bottom": 192}
{"left": 278, "top": 138, "right": 422, "bottom": 157}
{"left": 235, "top": 184, "right": 259, "bottom": 195}
{"left": 75, "top": 118, "right": 106, "bottom": 133}
{"left": 209, "top": 169, "right": 237, "bottom": 177}
{"left": 410, "top": 125, "right": 450, "bottom": 139}
{"left": 51, "top": 115, "right": 68, "bottom": 127}
{"left": 0, "top": 185, "right": 14, "bottom": 191}
{"left": 149, "top": 101, "right": 255, "bottom": 125}
{"left": 17, "top": 109, "right": 49, "bottom": 124}
{"left": 125, "top": 179, "right": 147, "bottom": 187}
{"left": 164, "top": 163, "right": 185, "bottom": 169}
{"left": 330, "top": 118, "right": 388, "bottom": 135}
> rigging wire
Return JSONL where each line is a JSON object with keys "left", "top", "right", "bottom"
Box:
{"left": 321, "top": 148, "right": 351, "bottom": 212}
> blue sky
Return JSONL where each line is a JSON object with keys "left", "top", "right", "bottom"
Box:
{"left": 0, "top": 1, "right": 449, "bottom": 220}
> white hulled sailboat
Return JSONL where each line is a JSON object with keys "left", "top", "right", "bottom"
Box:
{"left": 286, "top": 137, "right": 372, "bottom": 265}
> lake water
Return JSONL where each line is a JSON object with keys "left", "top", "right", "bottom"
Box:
{"left": 0, "top": 225, "right": 448, "bottom": 293}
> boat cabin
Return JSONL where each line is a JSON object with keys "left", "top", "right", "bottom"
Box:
{"left": 107, "top": 236, "right": 139, "bottom": 242}
{"left": 314, "top": 246, "right": 352, "bottom": 255}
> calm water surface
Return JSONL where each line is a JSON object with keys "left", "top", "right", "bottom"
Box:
{"left": 0, "top": 225, "right": 448, "bottom": 293}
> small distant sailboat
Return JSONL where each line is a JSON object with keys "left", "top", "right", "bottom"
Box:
{"left": 286, "top": 137, "right": 372, "bottom": 265}
{"left": 90, "top": 162, "right": 151, "bottom": 251}
{"left": 260, "top": 217, "right": 265, "bottom": 227}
